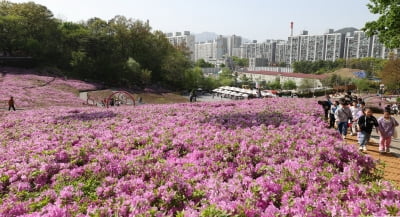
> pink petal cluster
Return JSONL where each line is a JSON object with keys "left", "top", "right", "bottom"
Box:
{"left": 0, "top": 98, "right": 399, "bottom": 216}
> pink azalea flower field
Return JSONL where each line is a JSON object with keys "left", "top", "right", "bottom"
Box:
{"left": 1, "top": 98, "right": 399, "bottom": 216}
{"left": 0, "top": 73, "right": 96, "bottom": 108}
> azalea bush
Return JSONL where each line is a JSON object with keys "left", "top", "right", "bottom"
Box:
{"left": 0, "top": 99, "right": 399, "bottom": 216}
{"left": 0, "top": 73, "right": 96, "bottom": 108}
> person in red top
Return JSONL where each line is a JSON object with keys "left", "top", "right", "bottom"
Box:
{"left": 8, "top": 96, "right": 15, "bottom": 111}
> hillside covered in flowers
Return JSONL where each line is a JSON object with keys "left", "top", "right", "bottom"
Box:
{"left": 0, "top": 69, "right": 96, "bottom": 108}
{"left": 1, "top": 96, "right": 399, "bottom": 216}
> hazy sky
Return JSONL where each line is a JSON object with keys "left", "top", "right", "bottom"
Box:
{"left": 11, "top": 0, "right": 378, "bottom": 41}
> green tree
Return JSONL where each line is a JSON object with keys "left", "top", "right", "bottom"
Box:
{"left": 195, "top": 59, "right": 214, "bottom": 68}
{"left": 201, "top": 76, "right": 219, "bottom": 91}
{"left": 380, "top": 56, "right": 400, "bottom": 90}
{"left": 124, "top": 57, "right": 141, "bottom": 85}
{"left": 183, "top": 67, "right": 204, "bottom": 90}
{"left": 161, "top": 49, "right": 192, "bottom": 88}
{"left": 232, "top": 56, "right": 249, "bottom": 67}
{"left": 140, "top": 69, "right": 152, "bottom": 86}
{"left": 0, "top": 1, "right": 199, "bottom": 90}
{"left": 0, "top": 14, "right": 26, "bottom": 56}
{"left": 299, "top": 79, "right": 315, "bottom": 90}
{"left": 364, "top": 0, "right": 400, "bottom": 49}
{"left": 321, "top": 74, "right": 352, "bottom": 87}
{"left": 353, "top": 79, "right": 371, "bottom": 91}
{"left": 282, "top": 80, "right": 297, "bottom": 90}
{"left": 0, "top": 1, "right": 62, "bottom": 63}
{"left": 278, "top": 62, "right": 287, "bottom": 67}
{"left": 293, "top": 60, "right": 344, "bottom": 74}
{"left": 239, "top": 74, "right": 250, "bottom": 86}
{"left": 268, "top": 77, "right": 281, "bottom": 90}
{"left": 218, "top": 68, "right": 234, "bottom": 86}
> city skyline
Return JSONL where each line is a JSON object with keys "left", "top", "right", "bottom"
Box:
{"left": 11, "top": 0, "right": 378, "bottom": 41}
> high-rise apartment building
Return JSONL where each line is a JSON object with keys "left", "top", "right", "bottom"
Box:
{"left": 166, "top": 31, "right": 195, "bottom": 61}
{"left": 191, "top": 28, "right": 393, "bottom": 66}
{"left": 324, "top": 33, "right": 344, "bottom": 61}
{"left": 227, "top": 35, "right": 242, "bottom": 57}
{"left": 354, "top": 31, "right": 370, "bottom": 58}
{"left": 307, "top": 35, "right": 325, "bottom": 61}
{"left": 370, "top": 35, "right": 388, "bottom": 59}
{"left": 344, "top": 31, "right": 371, "bottom": 59}
{"left": 241, "top": 41, "right": 257, "bottom": 59}
{"left": 275, "top": 40, "right": 289, "bottom": 64}
{"left": 195, "top": 41, "right": 214, "bottom": 61}
{"left": 241, "top": 40, "right": 276, "bottom": 65}
{"left": 288, "top": 35, "right": 301, "bottom": 64}
{"left": 213, "top": 35, "right": 228, "bottom": 59}
{"left": 194, "top": 35, "right": 228, "bottom": 62}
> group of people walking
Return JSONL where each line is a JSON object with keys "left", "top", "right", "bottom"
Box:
{"left": 320, "top": 92, "right": 399, "bottom": 154}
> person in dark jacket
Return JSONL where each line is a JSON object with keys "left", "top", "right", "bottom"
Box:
{"left": 8, "top": 96, "right": 16, "bottom": 111}
{"left": 318, "top": 100, "right": 331, "bottom": 120}
{"left": 357, "top": 108, "right": 379, "bottom": 152}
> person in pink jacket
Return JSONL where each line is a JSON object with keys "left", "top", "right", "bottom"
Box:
{"left": 378, "top": 109, "right": 399, "bottom": 153}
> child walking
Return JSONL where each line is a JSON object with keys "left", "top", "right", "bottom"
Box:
{"left": 377, "top": 109, "right": 399, "bottom": 153}
{"left": 357, "top": 108, "right": 379, "bottom": 152}
{"left": 335, "top": 100, "right": 352, "bottom": 139}
{"left": 329, "top": 101, "right": 339, "bottom": 129}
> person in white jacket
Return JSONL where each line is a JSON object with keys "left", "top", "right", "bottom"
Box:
{"left": 350, "top": 101, "right": 361, "bottom": 136}
{"left": 335, "top": 100, "right": 353, "bottom": 139}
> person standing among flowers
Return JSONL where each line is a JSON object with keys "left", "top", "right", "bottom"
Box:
{"left": 335, "top": 100, "right": 352, "bottom": 139}
{"left": 357, "top": 108, "right": 379, "bottom": 152}
{"left": 377, "top": 109, "right": 399, "bottom": 154}
{"left": 8, "top": 96, "right": 16, "bottom": 111}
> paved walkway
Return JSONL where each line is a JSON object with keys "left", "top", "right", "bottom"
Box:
{"left": 345, "top": 115, "right": 400, "bottom": 188}
{"left": 345, "top": 133, "right": 400, "bottom": 188}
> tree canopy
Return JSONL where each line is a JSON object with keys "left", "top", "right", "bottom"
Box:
{"left": 364, "top": 0, "right": 400, "bottom": 49}
{"left": 232, "top": 56, "right": 249, "bottom": 68}
{"left": 380, "top": 55, "right": 400, "bottom": 91}
{"left": 0, "top": 1, "right": 193, "bottom": 89}
{"left": 292, "top": 60, "right": 345, "bottom": 74}
{"left": 195, "top": 59, "right": 214, "bottom": 68}
{"left": 282, "top": 80, "right": 297, "bottom": 90}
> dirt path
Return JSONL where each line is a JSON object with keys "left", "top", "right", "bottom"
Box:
{"left": 345, "top": 135, "right": 400, "bottom": 188}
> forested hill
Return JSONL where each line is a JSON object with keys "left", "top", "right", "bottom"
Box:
{"left": 0, "top": 1, "right": 192, "bottom": 89}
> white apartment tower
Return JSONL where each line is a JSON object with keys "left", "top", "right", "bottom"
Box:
{"left": 324, "top": 32, "right": 344, "bottom": 61}
{"left": 275, "top": 40, "right": 289, "bottom": 64}
{"left": 194, "top": 35, "right": 228, "bottom": 61}
{"left": 307, "top": 35, "right": 325, "bottom": 61}
{"left": 166, "top": 31, "right": 195, "bottom": 61}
